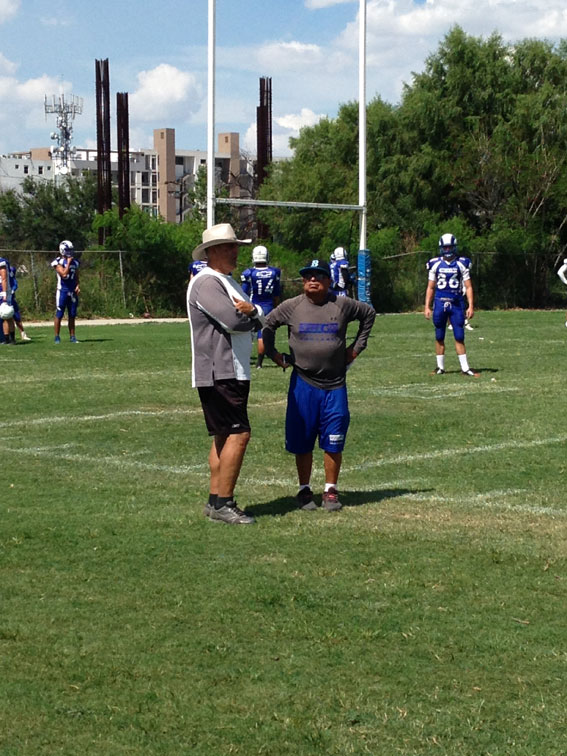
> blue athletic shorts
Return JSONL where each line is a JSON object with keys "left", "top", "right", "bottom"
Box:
{"left": 55, "top": 290, "right": 79, "bottom": 319}
{"left": 255, "top": 303, "right": 274, "bottom": 339}
{"left": 285, "top": 371, "right": 350, "bottom": 454}
{"left": 433, "top": 299, "right": 465, "bottom": 342}
{"left": 12, "top": 297, "right": 21, "bottom": 323}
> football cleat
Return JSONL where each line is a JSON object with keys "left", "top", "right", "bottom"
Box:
{"left": 54, "top": 335, "right": 61, "bottom": 344}
{"left": 433, "top": 367, "right": 445, "bottom": 375}
{"left": 462, "top": 369, "right": 479, "bottom": 377}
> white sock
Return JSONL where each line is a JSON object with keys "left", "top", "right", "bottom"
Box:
{"left": 324, "top": 483, "right": 337, "bottom": 492}
{"left": 298, "top": 483, "right": 310, "bottom": 491}
{"left": 458, "top": 353, "right": 470, "bottom": 372}
{"left": 436, "top": 355, "right": 445, "bottom": 371}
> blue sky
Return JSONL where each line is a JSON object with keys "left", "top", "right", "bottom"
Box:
{"left": 1, "top": 0, "right": 567, "bottom": 157}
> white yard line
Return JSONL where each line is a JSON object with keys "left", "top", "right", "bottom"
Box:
{"left": 1, "top": 400, "right": 287, "bottom": 431}
{"left": 351, "top": 385, "right": 519, "bottom": 400}
{"left": 3, "top": 443, "right": 208, "bottom": 475}
{"left": 10, "top": 440, "right": 565, "bottom": 517}
{"left": 342, "top": 434, "right": 567, "bottom": 473}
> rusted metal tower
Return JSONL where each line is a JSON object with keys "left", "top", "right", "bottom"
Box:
{"left": 256, "top": 76, "right": 272, "bottom": 188}
{"left": 116, "top": 92, "right": 130, "bottom": 219}
{"left": 256, "top": 76, "right": 272, "bottom": 238}
{"left": 95, "top": 58, "right": 112, "bottom": 243}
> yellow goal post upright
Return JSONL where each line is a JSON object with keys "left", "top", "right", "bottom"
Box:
{"left": 206, "top": 0, "right": 372, "bottom": 305}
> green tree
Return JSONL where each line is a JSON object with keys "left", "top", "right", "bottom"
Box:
{"left": 95, "top": 206, "right": 204, "bottom": 314}
{"left": 0, "top": 173, "right": 98, "bottom": 250}
{"left": 260, "top": 27, "right": 567, "bottom": 309}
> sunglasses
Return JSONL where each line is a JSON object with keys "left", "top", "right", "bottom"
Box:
{"left": 302, "top": 272, "right": 328, "bottom": 281}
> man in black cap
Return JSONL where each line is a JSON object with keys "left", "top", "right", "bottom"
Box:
{"left": 262, "top": 258, "right": 376, "bottom": 512}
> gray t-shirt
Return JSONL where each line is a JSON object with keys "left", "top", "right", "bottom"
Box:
{"left": 262, "top": 293, "right": 376, "bottom": 389}
{"left": 187, "top": 268, "right": 264, "bottom": 387}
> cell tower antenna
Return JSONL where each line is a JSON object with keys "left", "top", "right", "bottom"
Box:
{"left": 44, "top": 92, "right": 83, "bottom": 176}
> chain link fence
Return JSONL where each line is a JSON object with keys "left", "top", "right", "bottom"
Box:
{"left": 3, "top": 249, "right": 190, "bottom": 320}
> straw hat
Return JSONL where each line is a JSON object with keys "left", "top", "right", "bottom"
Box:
{"left": 192, "top": 223, "right": 252, "bottom": 260}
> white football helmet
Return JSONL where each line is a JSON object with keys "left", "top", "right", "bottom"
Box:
{"left": 0, "top": 302, "right": 14, "bottom": 320}
{"left": 59, "top": 240, "right": 75, "bottom": 257}
{"left": 439, "top": 233, "right": 457, "bottom": 259}
{"left": 333, "top": 246, "right": 347, "bottom": 261}
{"left": 252, "top": 245, "right": 269, "bottom": 264}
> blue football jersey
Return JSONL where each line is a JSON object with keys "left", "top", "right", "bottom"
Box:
{"left": 427, "top": 256, "right": 470, "bottom": 301}
{"left": 9, "top": 266, "right": 17, "bottom": 293}
{"left": 330, "top": 259, "right": 351, "bottom": 292}
{"left": 189, "top": 260, "right": 207, "bottom": 277}
{"left": 51, "top": 255, "right": 80, "bottom": 292}
{"left": 240, "top": 266, "right": 281, "bottom": 307}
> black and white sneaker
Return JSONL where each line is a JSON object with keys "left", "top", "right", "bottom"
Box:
{"left": 433, "top": 367, "right": 445, "bottom": 375}
{"left": 209, "top": 501, "right": 255, "bottom": 524}
{"left": 296, "top": 487, "right": 318, "bottom": 511}
{"left": 462, "top": 369, "right": 479, "bottom": 377}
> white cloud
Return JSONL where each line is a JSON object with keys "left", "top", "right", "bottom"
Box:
{"left": 128, "top": 126, "right": 154, "bottom": 152}
{"left": 0, "top": 0, "right": 19, "bottom": 24}
{"left": 0, "top": 73, "right": 73, "bottom": 151}
{"left": 243, "top": 107, "right": 326, "bottom": 157}
{"left": 325, "top": 0, "right": 567, "bottom": 106}
{"left": 129, "top": 64, "right": 202, "bottom": 122}
{"left": 0, "top": 52, "right": 17, "bottom": 75}
{"left": 257, "top": 41, "right": 326, "bottom": 73}
{"left": 276, "top": 108, "right": 325, "bottom": 132}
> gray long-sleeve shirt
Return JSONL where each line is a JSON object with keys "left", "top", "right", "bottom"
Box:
{"left": 187, "top": 268, "right": 264, "bottom": 387}
{"left": 262, "top": 293, "right": 376, "bottom": 389}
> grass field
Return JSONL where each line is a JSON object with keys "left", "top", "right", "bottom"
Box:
{"left": 1, "top": 311, "right": 566, "bottom": 755}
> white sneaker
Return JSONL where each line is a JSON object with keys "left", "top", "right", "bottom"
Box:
{"left": 465, "top": 323, "right": 474, "bottom": 331}
{"left": 21, "top": 333, "right": 31, "bottom": 341}
{"left": 448, "top": 324, "right": 453, "bottom": 331}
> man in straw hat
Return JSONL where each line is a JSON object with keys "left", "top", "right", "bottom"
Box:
{"left": 187, "top": 223, "right": 266, "bottom": 524}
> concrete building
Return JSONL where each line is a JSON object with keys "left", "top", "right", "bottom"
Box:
{"left": 0, "top": 129, "right": 255, "bottom": 225}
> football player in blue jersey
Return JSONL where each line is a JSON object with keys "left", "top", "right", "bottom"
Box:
{"left": 557, "top": 258, "right": 567, "bottom": 327}
{"left": 188, "top": 258, "right": 208, "bottom": 280}
{"left": 445, "top": 256, "right": 474, "bottom": 332}
{"left": 0, "top": 254, "right": 15, "bottom": 344}
{"left": 329, "top": 246, "right": 353, "bottom": 297}
{"left": 424, "top": 233, "right": 478, "bottom": 376}
{"left": 51, "top": 240, "right": 80, "bottom": 344}
{"left": 240, "top": 245, "right": 281, "bottom": 368}
{"left": 9, "top": 266, "right": 31, "bottom": 341}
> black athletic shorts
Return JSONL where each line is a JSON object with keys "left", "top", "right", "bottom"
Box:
{"left": 198, "top": 379, "right": 251, "bottom": 436}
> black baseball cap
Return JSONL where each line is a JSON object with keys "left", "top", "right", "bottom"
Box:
{"left": 299, "top": 259, "right": 331, "bottom": 278}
